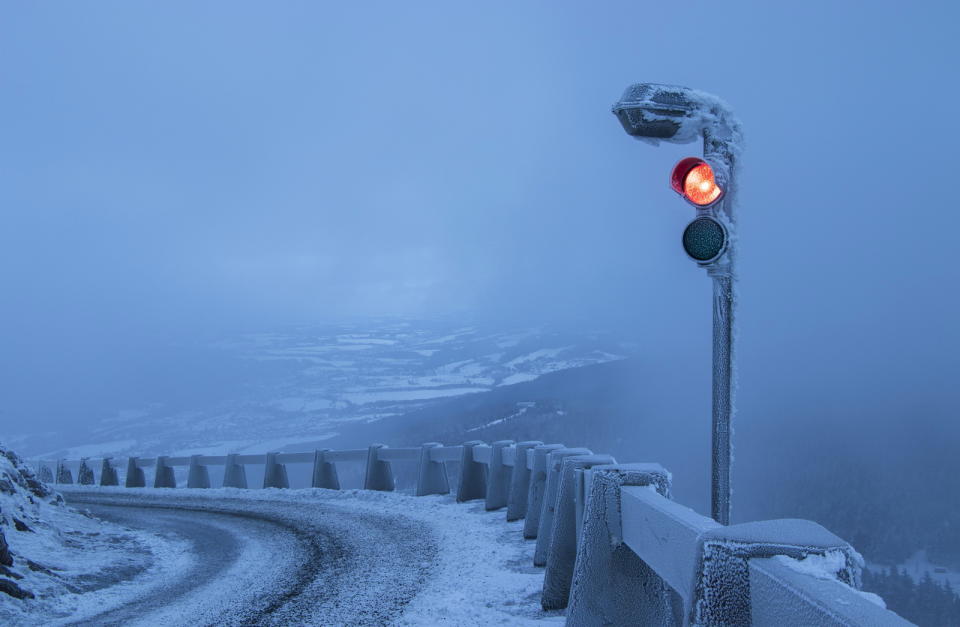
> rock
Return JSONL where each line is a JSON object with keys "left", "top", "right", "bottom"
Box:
{"left": 0, "top": 528, "right": 12, "bottom": 567}
{"left": 0, "top": 577, "right": 34, "bottom": 599}
{"left": 25, "top": 559, "right": 53, "bottom": 575}
{"left": 1, "top": 449, "right": 53, "bottom": 500}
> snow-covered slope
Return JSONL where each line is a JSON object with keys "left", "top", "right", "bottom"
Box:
{"left": 0, "top": 445, "right": 187, "bottom": 624}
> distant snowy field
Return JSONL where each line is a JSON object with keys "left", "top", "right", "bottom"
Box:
{"left": 19, "top": 487, "right": 564, "bottom": 626}
{"left": 17, "top": 319, "right": 628, "bottom": 460}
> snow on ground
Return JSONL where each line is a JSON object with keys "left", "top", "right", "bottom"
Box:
{"left": 21, "top": 484, "right": 565, "bottom": 625}
{"left": 500, "top": 373, "right": 540, "bottom": 385}
{"left": 504, "top": 348, "right": 570, "bottom": 368}
{"left": 341, "top": 387, "right": 488, "bottom": 404}
{"left": 310, "top": 490, "right": 566, "bottom": 626}
{"left": 468, "top": 404, "right": 532, "bottom": 432}
{"left": 0, "top": 448, "right": 192, "bottom": 626}
{"left": 2, "top": 510, "right": 193, "bottom": 625}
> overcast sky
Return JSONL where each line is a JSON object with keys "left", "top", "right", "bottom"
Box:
{"left": 2, "top": 1, "right": 958, "bottom": 437}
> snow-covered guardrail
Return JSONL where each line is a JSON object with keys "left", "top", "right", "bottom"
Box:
{"left": 38, "top": 444, "right": 912, "bottom": 626}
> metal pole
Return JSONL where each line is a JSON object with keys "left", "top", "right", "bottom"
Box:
{"left": 703, "top": 128, "right": 738, "bottom": 526}
{"left": 709, "top": 270, "right": 734, "bottom": 525}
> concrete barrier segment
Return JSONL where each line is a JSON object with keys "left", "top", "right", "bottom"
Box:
{"left": 38, "top": 464, "right": 54, "bottom": 484}
{"left": 363, "top": 444, "right": 395, "bottom": 492}
{"left": 56, "top": 461, "right": 74, "bottom": 485}
{"left": 532, "top": 448, "right": 592, "bottom": 566}
{"left": 99, "top": 458, "right": 119, "bottom": 486}
{"left": 311, "top": 449, "right": 341, "bottom": 489}
{"left": 125, "top": 457, "right": 146, "bottom": 488}
{"left": 690, "top": 519, "right": 860, "bottom": 626}
{"left": 505, "top": 441, "right": 543, "bottom": 521}
{"left": 522, "top": 444, "right": 566, "bottom": 538}
{"left": 263, "top": 452, "right": 290, "bottom": 489}
{"left": 154, "top": 456, "right": 176, "bottom": 488}
{"left": 566, "top": 463, "right": 676, "bottom": 626}
{"left": 484, "top": 440, "right": 515, "bottom": 511}
{"left": 541, "top": 454, "right": 617, "bottom": 610}
{"left": 456, "top": 440, "right": 488, "bottom": 503}
{"left": 415, "top": 442, "right": 449, "bottom": 496}
{"left": 187, "top": 455, "right": 211, "bottom": 488}
{"left": 222, "top": 453, "right": 248, "bottom": 489}
{"left": 77, "top": 459, "right": 95, "bottom": 485}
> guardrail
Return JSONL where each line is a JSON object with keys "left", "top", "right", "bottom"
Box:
{"left": 38, "top": 443, "right": 911, "bottom": 626}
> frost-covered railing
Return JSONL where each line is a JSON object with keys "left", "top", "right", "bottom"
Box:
{"left": 39, "top": 444, "right": 912, "bottom": 626}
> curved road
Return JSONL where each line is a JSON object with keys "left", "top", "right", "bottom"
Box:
{"left": 62, "top": 491, "right": 438, "bottom": 626}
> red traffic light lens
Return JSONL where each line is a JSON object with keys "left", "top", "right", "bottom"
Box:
{"left": 670, "top": 157, "right": 723, "bottom": 207}
{"left": 684, "top": 163, "right": 722, "bottom": 206}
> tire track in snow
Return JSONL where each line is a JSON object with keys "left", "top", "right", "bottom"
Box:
{"left": 63, "top": 492, "right": 436, "bottom": 626}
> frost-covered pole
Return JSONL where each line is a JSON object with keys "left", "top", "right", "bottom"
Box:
{"left": 703, "top": 120, "right": 738, "bottom": 526}
{"left": 613, "top": 84, "right": 742, "bottom": 525}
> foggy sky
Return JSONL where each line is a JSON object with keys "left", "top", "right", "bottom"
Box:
{"left": 2, "top": 1, "right": 958, "bottom": 437}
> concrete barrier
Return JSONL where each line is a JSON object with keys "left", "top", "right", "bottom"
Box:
{"left": 187, "top": 455, "right": 211, "bottom": 489}
{"left": 125, "top": 457, "right": 146, "bottom": 487}
{"left": 363, "top": 444, "right": 394, "bottom": 492}
{"left": 484, "top": 440, "right": 515, "bottom": 511}
{"left": 690, "top": 519, "right": 862, "bottom": 625}
{"left": 566, "top": 463, "right": 676, "bottom": 626}
{"left": 456, "top": 440, "right": 487, "bottom": 502}
{"left": 99, "top": 458, "right": 119, "bottom": 486}
{"left": 522, "top": 444, "right": 565, "bottom": 538}
{"left": 78, "top": 459, "right": 95, "bottom": 485}
{"left": 311, "top": 449, "right": 340, "bottom": 489}
{"left": 541, "top": 454, "right": 616, "bottom": 610}
{"left": 56, "top": 460, "right": 73, "bottom": 485}
{"left": 748, "top": 554, "right": 911, "bottom": 626}
{"left": 505, "top": 440, "right": 543, "bottom": 521}
{"left": 263, "top": 452, "right": 290, "bottom": 489}
{"left": 154, "top": 456, "right": 176, "bottom": 488}
{"left": 415, "top": 442, "right": 448, "bottom": 496}
{"left": 42, "top": 440, "right": 911, "bottom": 626}
{"left": 533, "top": 448, "right": 592, "bottom": 566}
{"left": 38, "top": 463, "right": 54, "bottom": 483}
{"left": 223, "top": 453, "right": 248, "bottom": 488}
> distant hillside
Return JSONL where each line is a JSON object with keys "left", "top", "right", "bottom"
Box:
{"left": 17, "top": 319, "right": 629, "bottom": 460}
{"left": 330, "top": 356, "right": 960, "bottom": 572}
{"left": 326, "top": 357, "right": 714, "bottom": 509}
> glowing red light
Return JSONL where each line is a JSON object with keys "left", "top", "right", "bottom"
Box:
{"left": 670, "top": 157, "right": 723, "bottom": 207}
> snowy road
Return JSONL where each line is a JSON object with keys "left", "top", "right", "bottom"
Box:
{"left": 58, "top": 488, "right": 561, "bottom": 626}
{"left": 70, "top": 502, "right": 301, "bottom": 625}
{"left": 64, "top": 491, "right": 433, "bottom": 625}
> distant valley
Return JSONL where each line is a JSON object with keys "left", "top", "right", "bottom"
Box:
{"left": 15, "top": 319, "right": 629, "bottom": 460}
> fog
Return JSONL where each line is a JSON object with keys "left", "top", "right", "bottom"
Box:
{"left": 2, "top": 0, "right": 958, "bottom": 492}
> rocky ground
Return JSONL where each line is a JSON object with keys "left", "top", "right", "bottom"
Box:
{"left": 0, "top": 444, "right": 185, "bottom": 625}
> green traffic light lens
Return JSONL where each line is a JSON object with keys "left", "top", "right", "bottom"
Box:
{"left": 682, "top": 216, "right": 727, "bottom": 262}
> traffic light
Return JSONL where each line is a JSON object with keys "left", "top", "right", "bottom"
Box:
{"left": 682, "top": 216, "right": 727, "bottom": 263}
{"left": 614, "top": 82, "right": 740, "bottom": 525}
{"left": 668, "top": 157, "right": 728, "bottom": 264}
{"left": 671, "top": 157, "right": 723, "bottom": 207}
